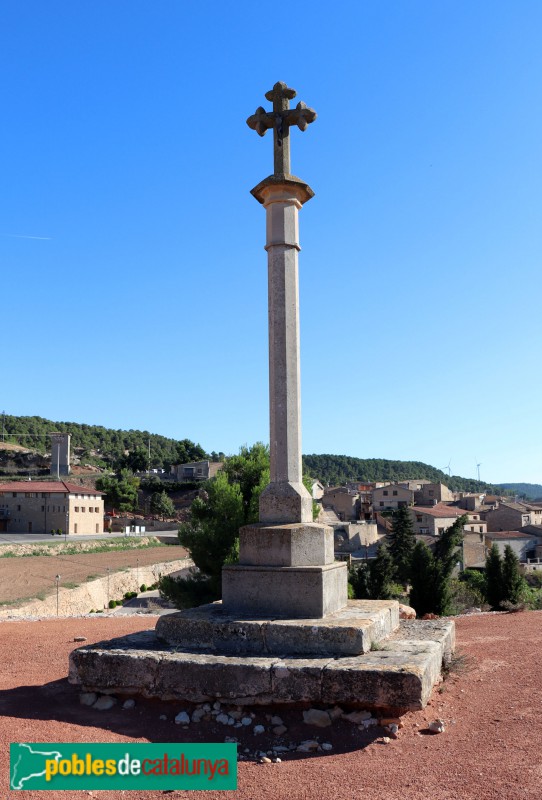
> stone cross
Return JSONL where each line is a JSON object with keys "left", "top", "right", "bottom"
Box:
{"left": 221, "top": 82, "right": 347, "bottom": 617}
{"left": 247, "top": 81, "right": 317, "bottom": 176}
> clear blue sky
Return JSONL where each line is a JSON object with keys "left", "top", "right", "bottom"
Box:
{"left": 2, "top": 1, "right": 541, "bottom": 485}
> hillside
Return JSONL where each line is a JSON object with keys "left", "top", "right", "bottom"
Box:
{"left": 302, "top": 454, "right": 501, "bottom": 494}
{"left": 496, "top": 482, "right": 542, "bottom": 501}
{"left": 2, "top": 415, "right": 522, "bottom": 494}
{"left": 1, "top": 414, "right": 209, "bottom": 471}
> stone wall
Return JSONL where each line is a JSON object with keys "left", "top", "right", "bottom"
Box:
{"left": 0, "top": 557, "right": 191, "bottom": 618}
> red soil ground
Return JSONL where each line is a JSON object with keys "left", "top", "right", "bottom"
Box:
{"left": 0, "top": 610, "right": 541, "bottom": 799}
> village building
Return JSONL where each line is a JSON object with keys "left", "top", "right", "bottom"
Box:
{"left": 483, "top": 501, "right": 542, "bottom": 532}
{"left": 322, "top": 486, "right": 360, "bottom": 521}
{"left": 485, "top": 530, "right": 540, "bottom": 562}
{"left": 372, "top": 483, "right": 414, "bottom": 511}
{"left": 170, "top": 460, "right": 223, "bottom": 481}
{"left": 0, "top": 481, "right": 104, "bottom": 534}
{"left": 409, "top": 503, "right": 467, "bottom": 536}
{"left": 414, "top": 482, "right": 454, "bottom": 505}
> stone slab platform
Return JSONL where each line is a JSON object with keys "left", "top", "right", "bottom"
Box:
{"left": 69, "top": 619, "right": 454, "bottom": 712}
{"left": 155, "top": 599, "right": 399, "bottom": 657}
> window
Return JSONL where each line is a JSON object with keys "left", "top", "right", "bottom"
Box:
{"left": 479, "top": 526, "right": 483, "bottom": 533}
{"left": 379, "top": 502, "right": 384, "bottom": 507}
{"left": 416, "top": 515, "right": 423, "bottom": 522}
{"left": 96, "top": 524, "right": 99, "bottom": 534}
{"left": 89, "top": 507, "right": 93, "bottom": 513}
{"left": 74, "top": 524, "right": 78, "bottom": 534}
{"left": 438, "top": 527, "right": 445, "bottom": 534}
{"left": 41, "top": 506, "right": 45, "bottom": 512}
{"left": 12, "top": 493, "right": 17, "bottom": 497}
{"left": 41, "top": 493, "right": 46, "bottom": 499}
{"left": 74, "top": 507, "right": 79, "bottom": 513}
{"left": 393, "top": 490, "right": 397, "bottom": 496}
{"left": 81, "top": 507, "right": 86, "bottom": 513}
{"left": 17, "top": 505, "right": 21, "bottom": 512}
{"left": 428, "top": 490, "right": 434, "bottom": 496}
{"left": 383, "top": 490, "right": 388, "bottom": 496}
{"left": 95, "top": 507, "right": 99, "bottom": 513}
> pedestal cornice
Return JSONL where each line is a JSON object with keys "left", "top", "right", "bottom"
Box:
{"left": 251, "top": 174, "right": 314, "bottom": 206}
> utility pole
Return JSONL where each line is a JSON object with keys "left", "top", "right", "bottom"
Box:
{"left": 55, "top": 574, "right": 61, "bottom": 616}
{"left": 1, "top": 410, "right": 4, "bottom": 442}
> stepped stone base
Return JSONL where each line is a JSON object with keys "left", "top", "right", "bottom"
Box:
{"left": 68, "top": 619, "right": 455, "bottom": 712}
{"left": 155, "top": 600, "right": 399, "bottom": 657}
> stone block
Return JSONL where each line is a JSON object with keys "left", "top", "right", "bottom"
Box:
{"left": 155, "top": 599, "right": 399, "bottom": 657}
{"left": 221, "top": 562, "right": 348, "bottom": 618}
{"left": 238, "top": 522, "right": 334, "bottom": 567}
{"left": 259, "top": 481, "right": 313, "bottom": 525}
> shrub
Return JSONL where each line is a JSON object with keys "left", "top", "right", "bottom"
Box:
{"left": 140, "top": 584, "right": 147, "bottom": 593}
{"left": 108, "top": 599, "right": 116, "bottom": 608}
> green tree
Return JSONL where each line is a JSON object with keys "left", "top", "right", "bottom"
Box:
{"left": 161, "top": 444, "right": 270, "bottom": 607}
{"left": 409, "top": 516, "right": 465, "bottom": 616}
{"left": 501, "top": 545, "right": 525, "bottom": 607}
{"left": 150, "top": 491, "right": 176, "bottom": 520}
{"left": 348, "top": 560, "right": 371, "bottom": 599}
{"left": 389, "top": 506, "right": 416, "bottom": 586}
{"left": 431, "top": 516, "right": 465, "bottom": 615}
{"left": 348, "top": 545, "right": 396, "bottom": 601}
{"left": 96, "top": 470, "right": 140, "bottom": 512}
{"left": 409, "top": 541, "right": 436, "bottom": 617}
{"left": 485, "top": 543, "right": 504, "bottom": 610}
{"left": 368, "top": 543, "right": 396, "bottom": 599}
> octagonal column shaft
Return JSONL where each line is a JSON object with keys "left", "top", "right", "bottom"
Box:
{"left": 255, "top": 182, "right": 313, "bottom": 524}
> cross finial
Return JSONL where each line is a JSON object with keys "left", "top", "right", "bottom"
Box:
{"left": 247, "top": 82, "right": 317, "bottom": 176}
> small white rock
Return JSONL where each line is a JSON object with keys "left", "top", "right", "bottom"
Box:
{"left": 272, "top": 725, "right": 287, "bottom": 736}
{"left": 428, "top": 719, "right": 446, "bottom": 734}
{"left": 122, "top": 699, "right": 136, "bottom": 710}
{"left": 302, "top": 708, "right": 332, "bottom": 728}
{"left": 321, "top": 742, "right": 333, "bottom": 751}
{"left": 213, "top": 701, "right": 221, "bottom": 710}
{"left": 191, "top": 708, "right": 205, "bottom": 723}
{"left": 216, "top": 713, "right": 230, "bottom": 725}
{"left": 270, "top": 715, "right": 283, "bottom": 726}
{"left": 297, "top": 740, "right": 319, "bottom": 753}
{"left": 80, "top": 692, "right": 97, "bottom": 707}
{"left": 93, "top": 695, "right": 117, "bottom": 711}
{"left": 273, "top": 757, "right": 282, "bottom": 763}
{"left": 241, "top": 717, "right": 253, "bottom": 726}
{"left": 253, "top": 724, "right": 265, "bottom": 735}
{"left": 343, "top": 710, "right": 372, "bottom": 724}
{"left": 174, "top": 711, "right": 190, "bottom": 725}
{"left": 259, "top": 757, "right": 272, "bottom": 764}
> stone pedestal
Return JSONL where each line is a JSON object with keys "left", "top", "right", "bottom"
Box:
{"left": 222, "top": 520, "right": 347, "bottom": 617}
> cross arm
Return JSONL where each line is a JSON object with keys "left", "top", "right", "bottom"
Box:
{"left": 247, "top": 106, "right": 275, "bottom": 137}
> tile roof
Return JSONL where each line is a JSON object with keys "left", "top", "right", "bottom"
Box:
{"left": 0, "top": 481, "right": 103, "bottom": 495}
{"left": 485, "top": 530, "right": 535, "bottom": 540}
{"left": 411, "top": 503, "right": 466, "bottom": 519}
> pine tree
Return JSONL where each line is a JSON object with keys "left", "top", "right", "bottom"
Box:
{"left": 389, "top": 506, "right": 416, "bottom": 586}
{"left": 485, "top": 543, "right": 504, "bottom": 610}
{"left": 432, "top": 516, "right": 465, "bottom": 615}
{"left": 501, "top": 545, "right": 525, "bottom": 606}
{"left": 409, "top": 541, "right": 435, "bottom": 617}
{"left": 369, "top": 543, "right": 396, "bottom": 599}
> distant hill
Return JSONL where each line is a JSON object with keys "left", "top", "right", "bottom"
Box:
{"left": 496, "top": 483, "right": 542, "bottom": 501}
{"left": 1, "top": 415, "right": 209, "bottom": 470}
{"left": 302, "top": 454, "right": 501, "bottom": 494}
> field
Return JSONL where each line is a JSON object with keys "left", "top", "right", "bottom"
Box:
{"left": 0, "top": 543, "right": 189, "bottom": 605}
